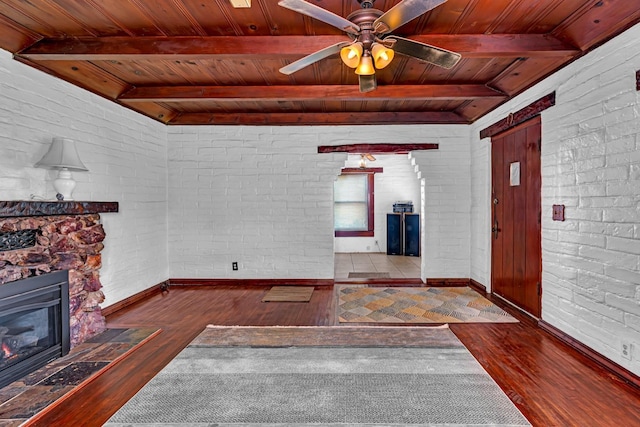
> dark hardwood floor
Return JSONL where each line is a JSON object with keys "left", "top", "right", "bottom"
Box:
{"left": 27, "top": 285, "right": 640, "bottom": 427}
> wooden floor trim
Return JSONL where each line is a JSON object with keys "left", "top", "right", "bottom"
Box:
{"left": 539, "top": 320, "right": 640, "bottom": 389}
{"left": 425, "top": 278, "right": 470, "bottom": 287}
{"left": 169, "top": 278, "right": 335, "bottom": 287}
{"left": 469, "top": 278, "right": 487, "bottom": 294}
{"left": 102, "top": 281, "right": 167, "bottom": 317}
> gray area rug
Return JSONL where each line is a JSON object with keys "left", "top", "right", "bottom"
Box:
{"left": 105, "top": 327, "right": 530, "bottom": 427}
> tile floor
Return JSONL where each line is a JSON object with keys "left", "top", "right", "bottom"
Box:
{"left": 334, "top": 253, "right": 421, "bottom": 279}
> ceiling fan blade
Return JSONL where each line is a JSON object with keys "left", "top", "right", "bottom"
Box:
{"left": 279, "top": 0, "right": 360, "bottom": 35}
{"left": 359, "top": 74, "right": 377, "bottom": 93}
{"left": 365, "top": 154, "right": 376, "bottom": 161}
{"left": 279, "top": 42, "right": 350, "bottom": 75}
{"left": 374, "top": 0, "right": 447, "bottom": 34}
{"left": 387, "top": 36, "right": 461, "bottom": 69}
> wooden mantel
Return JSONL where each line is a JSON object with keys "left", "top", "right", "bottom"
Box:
{"left": 0, "top": 201, "right": 119, "bottom": 218}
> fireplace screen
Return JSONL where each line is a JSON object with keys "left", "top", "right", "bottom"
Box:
{"left": 0, "top": 271, "right": 70, "bottom": 388}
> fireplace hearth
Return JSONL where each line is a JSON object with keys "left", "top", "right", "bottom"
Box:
{"left": 0, "top": 201, "right": 117, "bottom": 387}
{"left": 0, "top": 270, "right": 70, "bottom": 388}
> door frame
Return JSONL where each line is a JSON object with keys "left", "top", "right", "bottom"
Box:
{"left": 489, "top": 116, "right": 542, "bottom": 318}
{"left": 480, "top": 93, "right": 555, "bottom": 318}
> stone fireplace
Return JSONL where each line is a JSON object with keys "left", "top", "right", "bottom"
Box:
{"left": 0, "top": 201, "right": 118, "bottom": 347}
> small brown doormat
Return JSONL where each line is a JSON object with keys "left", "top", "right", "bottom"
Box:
{"left": 348, "top": 272, "right": 391, "bottom": 278}
{"left": 262, "top": 286, "right": 314, "bottom": 302}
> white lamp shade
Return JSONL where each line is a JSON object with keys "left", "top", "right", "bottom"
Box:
{"left": 35, "top": 137, "right": 88, "bottom": 171}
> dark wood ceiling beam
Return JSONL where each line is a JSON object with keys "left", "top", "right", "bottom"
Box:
{"left": 119, "top": 84, "right": 506, "bottom": 102}
{"left": 429, "top": 33, "right": 578, "bottom": 57}
{"left": 168, "top": 112, "right": 469, "bottom": 126}
{"left": 17, "top": 34, "right": 578, "bottom": 61}
{"left": 319, "top": 144, "right": 439, "bottom": 154}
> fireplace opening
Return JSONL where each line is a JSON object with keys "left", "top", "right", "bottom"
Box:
{"left": 0, "top": 271, "right": 70, "bottom": 388}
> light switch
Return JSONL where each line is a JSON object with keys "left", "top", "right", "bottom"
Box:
{"left": 552, "top": 204, "right": 565, "bottom": 221}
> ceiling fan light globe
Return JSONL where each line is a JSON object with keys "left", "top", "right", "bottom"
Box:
{"left": 371, "top": 43, "right": 394, "bottom": 69}
{"left": 355, "top": 54, "right": 375, "bottom": 76}
{"left": 340, "top": 43, "right": 363, "bottom": 68}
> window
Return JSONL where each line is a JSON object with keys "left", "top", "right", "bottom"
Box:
{"left": 334, "top": 172, "right": 374, "bottom": 237}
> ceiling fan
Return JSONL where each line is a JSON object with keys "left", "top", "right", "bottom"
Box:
{"left": 278, "top": 0, "right": 461, "bottom": 93}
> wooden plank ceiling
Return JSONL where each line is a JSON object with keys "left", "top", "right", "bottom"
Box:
{"left": 0, "top": 0, "right": 639, "bottom": 126}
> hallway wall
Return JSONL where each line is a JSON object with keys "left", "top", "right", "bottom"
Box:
{"left": 410, "top": 126, "right": 471, "bottom": 280}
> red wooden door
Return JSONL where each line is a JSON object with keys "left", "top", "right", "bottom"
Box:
{"left": 491, "top": 116, "right": 542, "bottom": 317}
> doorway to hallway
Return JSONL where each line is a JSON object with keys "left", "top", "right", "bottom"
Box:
{"left": 334, "top": 253, "right": 421, "bottom": 280}
{"left": 333, "top": 154, "right": 423, "bottom": 283}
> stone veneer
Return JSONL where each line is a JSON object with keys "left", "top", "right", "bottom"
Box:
{"left": 0, "top": 201, "right": 118, "bottom": 346}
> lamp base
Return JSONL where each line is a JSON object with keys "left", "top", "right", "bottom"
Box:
{"left": 53, "top": 169, "right": 76, "bottom": 201}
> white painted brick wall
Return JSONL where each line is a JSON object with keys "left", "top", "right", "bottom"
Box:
{"left": 167, "top": 126, "right": 345, "bottom": 279}
{"left": 0, "top": 48, "right": 169, "bottom": 307}
{"left": 470, "top": 23, "right": 640, "bottom": 374}
{"left": 334, "top": 154, "right": 421, "bottom": 253}
{"left": 167, "top": 125, "right": 464, "bottom": 279}
{"left": 409, "top": 125, "right": 471, "bottom": 280}
{"left": 470, "top": 126, "right": 491, "bottom": 286}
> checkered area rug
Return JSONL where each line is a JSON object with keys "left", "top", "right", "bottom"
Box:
{"left": 338, "top": 287, "right": 518, "bottom": 323}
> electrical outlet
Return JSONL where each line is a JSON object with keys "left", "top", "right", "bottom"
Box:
{"left": 621, "top": 341, "right": 632, "bottom": 360}
{"left": 232, "top": 262, "right": 238, "bottom": 271}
